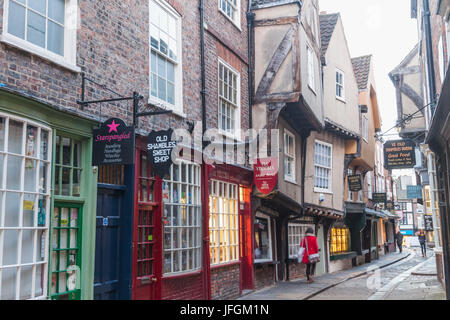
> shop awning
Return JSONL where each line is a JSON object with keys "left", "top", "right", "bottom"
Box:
{"left": 382, "top": 210, "right": 400, "bottom": 220}
{"left": 365, "top": 208, "right": 387, "bottom": 219}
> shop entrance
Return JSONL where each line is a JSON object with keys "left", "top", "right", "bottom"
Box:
{"left": 94, "top": 165, "right": 126, "bottom": 300}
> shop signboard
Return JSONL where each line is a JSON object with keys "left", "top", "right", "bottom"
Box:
{"left": 424, "top": 215, "right": 434, "bottom": 231}
{"left": 373, "top": 193, "right": 387, "bottom": 204}
{"left": 254, "top": 157, "right": 278, "bottom": 195}
{"left": 406, "top": 185, "right": 423, "bottom": 199}
{"left": 384, "top": 139, "right": 416, "bottom": 169}
{"left": 348, "top": 174, "right": 363, "bottom": 191}
{"left": 93, "top": 118, "right": 135, "bottom": 165}
{"left": 147, "top": 129, "right": 177, "bottom": 179}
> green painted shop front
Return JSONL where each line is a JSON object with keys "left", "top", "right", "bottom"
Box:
{"left": 0, "top": 90, "right": 97, "bottom": 300}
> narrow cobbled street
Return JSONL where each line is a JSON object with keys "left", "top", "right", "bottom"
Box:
{"left": 240, "top": 247, "right": 445, "bottom": 300}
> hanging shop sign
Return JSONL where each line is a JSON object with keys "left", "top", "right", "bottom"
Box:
{"left": 373, "top": 193, "right": 387, "bottom": 204}
{"left": 348, "top": 174, "right": 363, "bottom": 191}
{"left": 384, "top": 139, "right": 416, "bottom": 169}
{"left": 406, "top": 185, "right": 423, "bottom": 199}
{"left": 147, "top": 129, "right": 177, "bottom": 179}
{"left": 93, "top": 118, "right": 135, "bottom": 166}
{"left": 254, "top": 157, "right": 278, "bottom": 195}
{"left": 424, "top": 215, "right": 434, "bottom": 231}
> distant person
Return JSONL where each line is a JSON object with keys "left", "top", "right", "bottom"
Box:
{"left": 396, "top": 231, "right": 404, "bottom": 253}
{"left": 417, "top": 229, "right": 427, "bottom": 257}
{"left": 300, "top": 228, "right": 320, "bottom": 284}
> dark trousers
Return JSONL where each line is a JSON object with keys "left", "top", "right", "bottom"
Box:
{"left": 306, "top": 263, "right": 316, "bottom": 280}
{"left": 397, "top": 242, "right": 403, "bottom": 253}
{"left": 420, "top": 242, "right": 427, "bottom": 255}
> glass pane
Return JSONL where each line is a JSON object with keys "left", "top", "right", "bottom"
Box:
{"left": 29, "top": 0, "right": 46, "bottom": 14}
{"left": 39, "top": 162, "right": 48, "bottom": 193}
{"left": 3, "top": 230, "right": 18, "bottom": 265}
{"left": 40, "top": 130, "right": 49, "bottom": 161}
{"left": 24, "top": 159, "right": 37, "bottom": 192}
{"left": 21, "top": 229, "right": 34, "bottom": 264}
{"left": 48, "top": 0, "right": 65, "bottom": 24}
{"left": 22, "top": 193, "right": 35, "bottom": 227}
{"left": 35, "top": 264, "right": 44, "bottom": 297}
{"left": 4, "top": 192, "right": 20, "bottom": 227}
{"left": 8, "top": 120, "right": 23, "bottom": 155}
{"left": 0, "top": 155, "right": 3, "bottom": 187}
{"left": 158, "top": 77, "right": 166, "bottom": 101}
{"left": 70, "top": 208, "right": 78, "bottom": 228}
{"left": 38, "top": 230, "right": 46, "bottom": 261}
{"left": 62, "top": 138, "right": 71, "bottom": 166}
{"left": 73, "top": 169, "right": 81, "bottom": 197}
{"left": 8, "top": 0, "right": 26, "bottom": 39}
{"left": 1, "top": 267, "right": 16, "bottom": 300}
{"left": 0, "top": 117, "right": 4, "bottom": 151}
{"left": 27, "top": 10, "right": 46, "bottom": 49}
{"left": 61, "top": 167, "right": 70, "bottom": 196}
{"left": 48, "top": 20, "right": 64, "bottom": 56}
{"left": 167, "top": 83, "right": 174, "bottom": 105}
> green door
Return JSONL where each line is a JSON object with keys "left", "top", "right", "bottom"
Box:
{"left": 316, "top": 225, "right": 326, "bottom": 275}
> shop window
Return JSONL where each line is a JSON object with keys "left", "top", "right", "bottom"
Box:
{"left": 209, "top": 180, "right": 239, "bottom": 265}
{"left": 3, "top": 0, "right": 78, "bottom": 70}
{"left": 330, "top": 227, "right": 350, "bottom": 255}
{"left": 254, "top": 214, "right": 272, "bottom": 262}
{"left": 288, "top": 224, "right": 315, "bottom": 259}
{"left": 0, "top": 113, "right": 52, "bottom": 300}
{"left": 50, "top": 203, "right": 81, "bottom": 300}
{"left": 218, "top": 59, "right": 240, "bottom": 137}
{"left": 314, "top": 140, "right": 332, "bottom": 192}
{"left": 150, "top": 0, "right": 183, "bottom": 114}
{"left": 98, "top": 165, "right": 124, "bottom": 186}
{"left": 163, "top": 162, "right": 201, "bottom": 275}
{"left": 54, "top": 135, "right": 82, "bottom": 197}
{"left": 284, "top": 130, "right": 296, "bottom": 182}
{"left": 219, "top": 0, "right": 240, "bottom": 27}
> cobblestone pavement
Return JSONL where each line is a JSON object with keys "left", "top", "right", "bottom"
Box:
{"left": 239, "top": 247, "right": 446, "bottom": 300}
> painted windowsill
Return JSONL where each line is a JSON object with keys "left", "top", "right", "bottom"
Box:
{"left": 254, "top": 259, "right": 276, "bottom": 265}
{"left": 284, "top": 177, "right": 297, "bottom": 185}
{"left": 0, "top": 33, "right": 81, "bottom": 73}
{"left": 218, "top": 9, "right": 242, "bottom": 32}
{"left": 210, "top": 260, "right": 241, "bottom": 270}
{"left": 330, "top": 251, "right": 357, "bottom": 261}
{"left": 162, "top": 268, "right": 202, "bottom": 280}
{"left": 148, "top": 97, "right": 186, "bottom": 118}
{"left": 336, "top": 96, "right": 346, "bottom": 103}
{"left": 314, "top": 188, "right": 333, "bottom": 194}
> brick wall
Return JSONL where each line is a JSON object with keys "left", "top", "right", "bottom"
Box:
{"left": 288, "top": 262, "right": 307, "bottom": 280}
{"left": 254, "top": 264, "right": 275, "bottom": 290}
{"left": 161, "top": 273, "right": 205, "bottom": 300}
{"left": 210, "top": 264, "right": 241, "bottom": 300}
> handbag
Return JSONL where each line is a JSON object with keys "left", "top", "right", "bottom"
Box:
{"left": 305, "top": 236, "right": 321, "bottom": 264}
{"left": 297, "top": 245, "right": 305, "bottom": 263}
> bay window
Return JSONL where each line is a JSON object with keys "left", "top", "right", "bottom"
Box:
{"left": 150, "top": 0, "right": 183, "bottom": 114}
{"left": 163, "top": 162, "right": 201, "bottom": 275}
{"left": 209, "top": 181, "right": 239, "bottom": 265}
{"left": 0, "top": 113, "right": 52, "bottom": 300}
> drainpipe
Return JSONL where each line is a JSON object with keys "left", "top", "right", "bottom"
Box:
{"left": 199, "top": 0, "right": 211, "bottom": 300}
{"left": 423, "top": 0, "right": 438, "bottom": 115}
{"left": 247, "top": 1, "right": 255, "bottom": 129}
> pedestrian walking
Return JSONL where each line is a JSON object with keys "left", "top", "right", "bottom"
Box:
{"left": 299, "top": 228, "right": 320, "bottom": 284}
{"left": 396, "top": 230, "right": 404, "bottom": 253}
{"left": 417, "top": 229, "right": 427, "bottom": 257}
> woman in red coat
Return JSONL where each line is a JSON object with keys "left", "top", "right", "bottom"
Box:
{"left": 300, "top": 227, "right": 319, "bottom": 283}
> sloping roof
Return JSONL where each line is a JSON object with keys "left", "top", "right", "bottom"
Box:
{"left": 251, "top": 0, "right": 301, "bottom": 9}
{"left": 319, "top": 13, "right": 339, "bottom": 57}
{"left": 351, "top": 55, "right": 372, "bottom": 90}
{"left": 388, "top": 43, "right": 419, "bottom": 79}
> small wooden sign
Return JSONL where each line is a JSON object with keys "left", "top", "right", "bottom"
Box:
{"left": 348, "top": 174, "right": 363, "bottom": 192}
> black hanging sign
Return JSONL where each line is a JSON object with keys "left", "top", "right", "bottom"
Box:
{"left": 384, "top": 139, "right": 416, "bottom": 169}
{"left": 348, "top": 174, "right": 363, "bottom": 192}
{"left": 424, "top": 215, "right": 434, "bottom": 231}
{"left": 93, "top": 118, "right": 135, "bottom": 166}
{"left": 147, "top": 129, "right": 177, "bottom": 179}
{"left": 373, "top": 193, "right": 387, "bottom": 204}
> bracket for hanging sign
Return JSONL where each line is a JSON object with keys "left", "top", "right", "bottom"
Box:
{"left": 76, "top": 73, "right": 172, "bottom": 128}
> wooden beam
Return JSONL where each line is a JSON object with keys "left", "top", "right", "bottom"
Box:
{"left": 254, "top": 16, "right": 299, "bottom": 27}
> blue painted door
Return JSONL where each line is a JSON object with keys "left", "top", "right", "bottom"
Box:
{"left": 94, "top": 185, "right": 124, "bottom": 300}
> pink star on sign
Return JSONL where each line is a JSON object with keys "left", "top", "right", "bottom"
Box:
{"left": 107, "top": 120, "right": 120, "bottom": 133}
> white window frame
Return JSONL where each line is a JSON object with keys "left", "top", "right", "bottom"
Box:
{"left": 218, "top": 58, "right": 241, "bottom": 139}
{"left": 1, "top": 0, "right": 80, "bottom": 72}
{"left": 367, "top": 172, "right": 373, "bottom": 200}
{"left": 254, "top": 212, "right": 273, "bottom": 263}
{"left": 314, "top": 140, "right": 333, "bottom": 193}
{"left": 209, "top": 180, "right": 239, "bottom": 266}
{"left": 163, "top": 161, "right": 202, "bottom": 276}
{"left": 362, "top": 115, "right": 369, "bottom": 142}
{"left": 149, "top": 0, "right": 185, "bottom": 117}
{"left": 288, "top": 223, "right": 315, "bottom": 259}
{"left": 307, "top": 45, "right": 316, "bottom": 93}
{"left": 336, "top": 68, "right": 345, "bottom": 101}
{"left": 284, "top": 129, "right": 296, "bottom": 183}
{"left": 218, "top": 0, "right": 241, "bottom": 30}
{"left": 347, "top": 169, "right": 354, "bottom": 201}
{"left": 0, "top": 111, "right": 52, "bottom": 300}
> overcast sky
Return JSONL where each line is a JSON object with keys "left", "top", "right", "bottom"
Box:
{"left": 319, "top": 0, "right": 419, "bottom": 136}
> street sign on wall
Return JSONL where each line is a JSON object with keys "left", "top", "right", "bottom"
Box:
{"left": 348, "top": 174, "right": 363, "bottom": 191}
{"left": 406, "top": 185, "right": 423, "bottom": 199}
{"left": 93, "top": 118, "right": 135, "bottom": 165}
{"left": 384, "top": 139, "right": 416, "bottom": 169}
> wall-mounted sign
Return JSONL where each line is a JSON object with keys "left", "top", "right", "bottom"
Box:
{"left": 384, "top": 139, "right": 416, "bottom": 169}
{"left": 147, "top": 129, "right": 177, "bottom": 179}
{"left": 254, "top": 158, "right": 278, "bottom": 195}
{"left": 93, "top": 118, "right": 135, "bottom": 166}
{"left": 407, "top": 185, "right": 423, "bottom": 199}
{"left": 348, "top": 174, "right": 363, "bottom": 192}
{"left": 373, "top": 193, "right": 387, "bottom": 204}
{"left": 424, "top": 215, "right": 434, "bottom": 231}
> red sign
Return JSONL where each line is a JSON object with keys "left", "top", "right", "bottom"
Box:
{"left": 254, "top": 157, "right": 278, "bottom": 195}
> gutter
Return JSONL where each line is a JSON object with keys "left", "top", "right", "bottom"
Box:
{"left": 247, "top": 0, "right": 255, "bottom": 129}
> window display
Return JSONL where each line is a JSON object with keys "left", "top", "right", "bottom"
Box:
{"left": 254, "top": 214, "right": 272, "bottom": 262}
{"left": 330, "top": 227, "right": 350, "bottom": 254}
